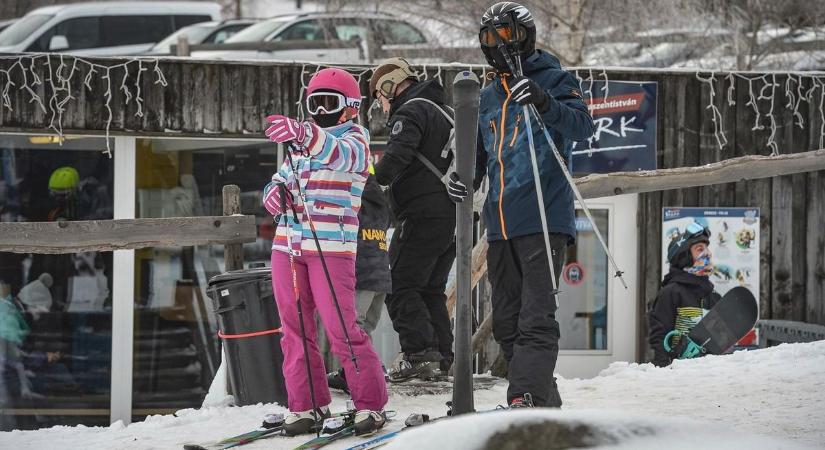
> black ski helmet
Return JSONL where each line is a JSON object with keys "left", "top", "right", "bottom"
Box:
{"left": 667, "top": 222, "right": 711, "bottom": 269}
{"left": 479, "top": 2, "right": 537, "bottom": 72}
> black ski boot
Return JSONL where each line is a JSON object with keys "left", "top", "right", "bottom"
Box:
{"left": 508, "top": 393, "right": 534, "bottom": 408}
{"left": 353, "top": 410, "right": 387, "bottom": 435}
{"left": 283, "top": 406, "right": 330, "bottom": 436}
{"left": 388, "top": 350, "right": 441, "bottom": 382}
{"left": 327, "top": 368, "right": 350, "bottom": 394}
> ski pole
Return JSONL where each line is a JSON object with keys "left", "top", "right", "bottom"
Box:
{"left": 492, "top": 15, "right": 627, "bottom": 289}
{"left": 285, "top": 145, "right": 359, "bottom": 372}
{"left": 281, "top": 186, "right": 321, "bottom": 437}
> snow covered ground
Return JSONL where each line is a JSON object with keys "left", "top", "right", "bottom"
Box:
{"left": 2, "top": 341, "right": 824, "bottom": 449}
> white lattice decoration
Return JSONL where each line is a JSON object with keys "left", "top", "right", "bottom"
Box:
{"left": 0, "top": 54, "right": 167, "bottom": 158}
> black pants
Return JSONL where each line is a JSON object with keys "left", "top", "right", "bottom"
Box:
{"left": 489, "top": 232, "right": 567, "bottom": 407}
{"left": 385, "top": 217, "right": 456, "bottom": 359}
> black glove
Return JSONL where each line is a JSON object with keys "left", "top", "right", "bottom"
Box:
{"left": 447, "top": 172, "right": 468, "bottom": 204}
{"left": 509, "top": 76, "right": 550, "bottom": 112}
{"left": 652, "top": 350, "right": 672, "bottom": 368}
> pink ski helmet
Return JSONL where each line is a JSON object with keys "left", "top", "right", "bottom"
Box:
{"left": 306, "top": 68, "right": 362, "bottom": 114}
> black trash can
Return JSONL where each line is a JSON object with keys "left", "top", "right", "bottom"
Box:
{"left": 207, "top": 267, "right": 288, "bottom": 406}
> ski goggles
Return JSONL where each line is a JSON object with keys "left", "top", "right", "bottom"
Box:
{"left": 305, "top": 92, "right": 360, "bottom": 115}
{"left": 685, "top": 221, "right": 711, "bottom": 240}
{"left": 479, "top": 23, "right": 528, "bottom": 48}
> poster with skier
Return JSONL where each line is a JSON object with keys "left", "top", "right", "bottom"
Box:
{"left": 571, "top": 80, "right": 657, "bottom": 174}
{"left": 661, "top": 207, "right": 760, "bottom": 300}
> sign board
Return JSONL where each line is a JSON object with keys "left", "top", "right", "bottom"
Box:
{"left": 573, "top": 80, "right": 658, "bottom": 174}
{"left": 661, "top": 207, "right": 760, "bottom": 301}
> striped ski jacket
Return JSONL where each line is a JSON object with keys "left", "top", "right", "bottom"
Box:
{"left": 266, "top": 120, "right": 370, "bottom": 257}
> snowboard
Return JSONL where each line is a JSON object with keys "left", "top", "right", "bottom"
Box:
{"left": 671, "top": 286, "right": 758, "bottom": 357}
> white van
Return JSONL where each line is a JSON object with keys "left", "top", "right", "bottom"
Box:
{"left": 0, "top": 2, "right": 222, "bottom": 56}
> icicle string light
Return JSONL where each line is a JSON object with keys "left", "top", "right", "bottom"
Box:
{"left": 696, "top": 71, "right": 728, "bottom": 149}
{"left": 3, "top": 55, "right": 823, "bottom": 158}
{"left": 0, "top": 54, "right": 169, "bottom": 157}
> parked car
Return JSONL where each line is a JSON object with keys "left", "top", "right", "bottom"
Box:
{"left": 0, "top": 1, "right": 221, "bottom": 56}
{"left": 190, "top": 12, "right": 428, "bottom": 62}
{"left": 0, "top": 18, "right": 18, "bottom": 33}
{"left": 144, "top": 19, "right": 258, "bottom": 55}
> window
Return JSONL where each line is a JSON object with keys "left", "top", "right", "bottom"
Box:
{"left": 225, "top": 19, "right": 290, "bottom": 43}
{"left": 0, "top": 14, "right": 53, "bottom": 46}
{"left": 272, "top": 20, "right": 325, "bottom": 41}
{"left": 558, "top": 209, "right": 609, "bottom": 350}
{"left": 26, "top": 17, "right": 101, "bottom": 52}
{"left": 131, "top": 138, "right": 277, "bottom": 419}
{"left": 150, "top": 23, "right": 216, "bottom": 54}
{"left": 173, "top": 15, "right": 212, "bottom": 31}
{"left": 100, "top": 16, "right": 173, "bottom": 47}
{"left": 203, "top": 24, "right": 251, "bottom": 44}
{"left": 327, "top": 19, "right": 369, "bottom": 42}
{"left": 375, "top": 20, "right": 427, "bottom": 45}
{"left": 0, "top": 135, "right": 114, "bottom": 431}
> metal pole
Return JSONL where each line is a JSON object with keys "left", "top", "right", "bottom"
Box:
{"left": 451, "top": 70, "right": 480, "bottom": 416}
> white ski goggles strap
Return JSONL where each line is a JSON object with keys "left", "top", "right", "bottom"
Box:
{"left": 305, "top": 92, "right": 361, "bottom": 115}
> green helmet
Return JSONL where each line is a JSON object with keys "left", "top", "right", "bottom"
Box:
{"left": 48, "top": 166, "right": 79, "bottom": 192}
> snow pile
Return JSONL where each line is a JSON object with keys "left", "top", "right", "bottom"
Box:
{"left": 1, "top": 341, "right": 824, "bottom": 449}
{"left": 384, "top": 409, "right": 811, "bottom": 450}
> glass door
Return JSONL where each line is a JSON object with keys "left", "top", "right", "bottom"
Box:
{"left": 556, "top": 194, "right": 638, "bottom": 379}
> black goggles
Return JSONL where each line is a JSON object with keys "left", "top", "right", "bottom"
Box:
{"left": 479, "top": 23, "right": 528, "bottom": 48}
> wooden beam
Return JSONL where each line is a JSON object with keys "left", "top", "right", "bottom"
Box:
{"left": 0, "top": 215, "right": 257, "bottom": 254}
{"left": 223, "top": 185, "right": 245, "bottom": 271}
{"left": 471, "top": 314, "right": 493, "bottom": 356}
{"left": 446, "top": 238, "right": 489, "bottom": 319}
{"left": 575, "top": 149, "right": 825, "bottom": 199}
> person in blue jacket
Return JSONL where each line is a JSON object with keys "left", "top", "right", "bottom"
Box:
{"left": 449, "top": 2, "right": 595, "bottom": 409}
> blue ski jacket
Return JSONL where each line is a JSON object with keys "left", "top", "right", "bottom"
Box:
{"left": 475, "top": 50, "right": 594, "bottom": 243}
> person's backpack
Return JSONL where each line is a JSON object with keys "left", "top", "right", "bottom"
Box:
{"left": 405, "top": 98, "right": 455, "bottom": 187}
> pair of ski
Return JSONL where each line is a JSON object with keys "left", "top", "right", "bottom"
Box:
{"left": 182, "top": 410, "right": 353, "bottom": 450}
{"left": 344, "top": 406, "right": 505, "bottom": 450}
{"left": 183, "top": 410, "right": 392, "bottom": 450}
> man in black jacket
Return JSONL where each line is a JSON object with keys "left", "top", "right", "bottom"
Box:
{"left": 649, "top": 223, "right": 722, "bottom": 367}
{"left": 370, "top": 57, "right": 455, "bottom": 381}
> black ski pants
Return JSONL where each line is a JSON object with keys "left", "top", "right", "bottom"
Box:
{"left": 385, "top": 217, "right": 456, "bottom": 359}
{"left": 489, "top": 232, "right": 567, "bottom": 407}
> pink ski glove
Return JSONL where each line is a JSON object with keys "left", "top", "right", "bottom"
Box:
{"left": 265, "top": 115, "right": 310, "bottom": 146}
{"left": 262, "top": 174, "right": 293, "bottom": 217}
{"left": 262, "top": 183, "right": 283, "bottom": 216}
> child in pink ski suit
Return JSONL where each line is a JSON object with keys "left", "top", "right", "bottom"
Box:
{"left": 262, "top": 68, "right": 388, "bottom": 436}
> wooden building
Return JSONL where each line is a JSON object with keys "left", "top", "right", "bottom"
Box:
{"left": 0, "top": 54, "right": 823, "bottom": 428}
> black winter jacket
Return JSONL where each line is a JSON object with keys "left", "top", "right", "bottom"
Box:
{"left": 374, "top": 79, "right": 455, "bottom": 220}
{"left": 355, "top": 174, "right": 391, "bottom": 293}
{"left": 648, "top": 267, "right": 722, "bottom": 367}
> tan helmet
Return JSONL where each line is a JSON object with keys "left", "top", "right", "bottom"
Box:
{"left": 369, "top": 57, "right": 418, "bottom": 100}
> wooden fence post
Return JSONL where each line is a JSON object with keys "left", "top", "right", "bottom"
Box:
{"left": 223, "top": 185, "right": 244, "bottom": 271}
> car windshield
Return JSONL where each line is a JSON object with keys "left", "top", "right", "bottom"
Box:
{"left": 151, "top": 22, "right": 217, "bottom": 51}
{"left": 225, "top": 19, "right": 291, "bottom": 43}
{"left": 0, "top": 14, "right": 53, "bottom": 46}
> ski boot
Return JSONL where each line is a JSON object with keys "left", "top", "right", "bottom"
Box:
{"left": 353, "top": 410, "right": 387, "bottom": 436}
{"left": 327, "top": 368, "right": 350, "bottom": 394}
{"left": 261, "top": 412, "right": 286, "bottom": 429}
{"left": 283, "top": 406, "right": 331, "bottom": 436}
{"left": 508, "top": 393, "right": 534, "bottom": 408}
{"left": 388, "top": 350, "right": 441, "bottom": 382}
